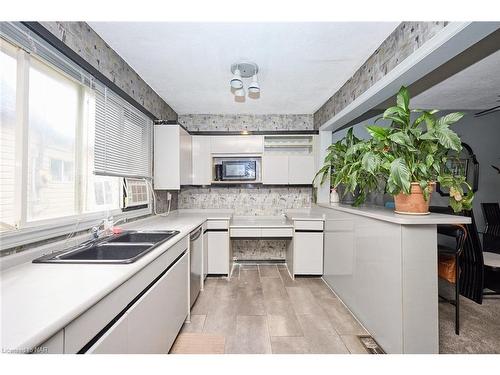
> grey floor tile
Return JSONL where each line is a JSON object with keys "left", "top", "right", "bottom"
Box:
{"left": 296, "top": 314, "right": 350, "bottom": 354}
{"left": 261, "top": 277, "right": 288, "bottom": 300}
{"left": 203, "top": 298, "right": 237, "bottom": 336}
{"left": 278, "top": 266, "right": 295, "bottom": 286}
{"left": 191, "top": 279, "right": 217, "bottom": 315}
{"left": 181, "top": 314, "right": 206, "bottom": 333}
{"left": 271, "top": 336, "right": 310, "bottom": 354}
{"left": 317, "top": 297, "right": 368, "bottom": 336}
{"left": 239, "top": 268, "right": 260, "bottom": 286}
{"left": 267, "top": 313, "right": 303, "bottom": 337}
{"left": 236, "top": 284, "right": 266, "bottom": 315}
{"left": 258, "top": 264, "right": 281, "bottom": 278}
{"left": 340, "top": 335, "right": 370, "bottom": 354}
{"left": 225, "top": 315, "right": 272, "bottom": 354}
{"left": 286, "top": 286, "right": 324, "bottom": 315}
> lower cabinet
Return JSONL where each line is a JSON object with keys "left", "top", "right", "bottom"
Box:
{"left": 207, "top": 231, "right": 230, "bottom": 275}
{"left": 86, "top": 252, "right": 189, "bottom": 354}
{"left": 291, "top": 220, "right": 324, "bottom": 276}
{"left": 294, "top": 232, "right": 324, "bottom": 275}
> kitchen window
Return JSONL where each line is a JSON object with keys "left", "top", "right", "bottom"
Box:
{"left": 0, "top": 28, "right": 152, "bottom": 249}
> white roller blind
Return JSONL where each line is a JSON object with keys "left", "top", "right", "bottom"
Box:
{"left": 94, "top": 86, "right": 153, "bottom": 179}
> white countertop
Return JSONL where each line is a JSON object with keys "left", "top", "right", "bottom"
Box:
{"left": 317, "top": 203, "right": 471, "bottom": 225}
{"left": 285, "top": 209, "right": 325, "bottom": 221}
{"left": 230, "top": 216, "right": 293, "bottom": 228}
{"left": 0, "top": 210, "right": 232, "bottom": 352}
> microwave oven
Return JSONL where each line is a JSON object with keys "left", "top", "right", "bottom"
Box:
{"left": 221, "top": 160, "right": 257, "bottom": 181}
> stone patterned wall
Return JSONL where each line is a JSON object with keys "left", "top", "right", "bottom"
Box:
{"left": 232, "top": 240, "right": 286, "bottom": 261}
{"left": 178, "top": 186, "right": 312, "bottom": 216}
{"left": 314, "top": 21, "right": 449, "bottom": 128}
{"left": 178, "top": 114, "right": 313, "bottom": 132}
{"left": 39, "top": 22, "right": 177, "bottom": 121}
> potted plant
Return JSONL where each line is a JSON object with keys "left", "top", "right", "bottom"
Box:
{"left": 314, "top": 86, "right": 474, "bottom": 214}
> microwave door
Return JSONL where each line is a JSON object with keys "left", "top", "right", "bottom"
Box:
{"left": 222, "top": 161, "right": 256, "bottom": 181}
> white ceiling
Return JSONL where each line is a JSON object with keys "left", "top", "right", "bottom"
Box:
{"left": 412, "top": 49, "right": 500, "bottom": 110}
{"left": 89, "top": 22, "right": 398, "bottom": 115}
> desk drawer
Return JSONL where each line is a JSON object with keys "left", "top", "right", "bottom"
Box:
{"left": 230, "top": 228, "right": 261, "bottom": 237}
{"left": 261, "top": 228, "right": 293, "bottom": 237}
{"left": 294, "top": 220, "right": 324, "bottom": 231}
{"left": 207, "top": 220, "right": 229, "bottom": 230}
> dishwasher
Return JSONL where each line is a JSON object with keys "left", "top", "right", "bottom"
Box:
{"left": 189, "top": 225, "right": 203, "bottom": 307}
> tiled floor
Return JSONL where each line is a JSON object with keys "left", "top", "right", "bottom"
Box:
{"left": 171, "top": 263, "right": 370, "bottom": 354}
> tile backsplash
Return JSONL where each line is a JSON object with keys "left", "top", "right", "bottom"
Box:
{"left": 178, "top": 186, "right": 312, "bottom": 216}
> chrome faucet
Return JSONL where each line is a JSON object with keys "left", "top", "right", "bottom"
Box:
{"left": 91, "top": 216, "right": 128, "bottom": 239}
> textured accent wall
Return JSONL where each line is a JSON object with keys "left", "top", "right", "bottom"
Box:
{"left": 178, "top": 114, "right": 313, "bottom": 132}
{"left": 313, "top": 21, "right": 449, "bottom": 129}
{"left": 178, "top": 186, "right": 312, "bottom": 216}
{"left": 39, "top": 22, "right": 177, "bottom": 121}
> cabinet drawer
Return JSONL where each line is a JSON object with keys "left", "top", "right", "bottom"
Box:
{"left": 230, "top": 228, "right": 261, "bottom": 237}
{"left": 207, "top": 220, "right": 229, "bottom": 230}
{"left": 261, "top": 228, "right": 293, "bottom": 237}
{"left": 294, "top": 220, "right": 324, "bottom": 231}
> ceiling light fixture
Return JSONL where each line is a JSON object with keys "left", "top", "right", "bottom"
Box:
{"left": 234, "top": 87, "right": 246, "bottom": 97}
{"left": 230, "top": 68, "right": 243, "bottom": 89}
{"left": 230, "top": 62, "right": 260, "bottom": 99}
{"left": 248, "top": 74, "right": 260, "bottom": 94}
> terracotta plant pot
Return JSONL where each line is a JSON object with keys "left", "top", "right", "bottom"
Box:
{"left": 393, "top": 182, "right": 435, "bottom": 215}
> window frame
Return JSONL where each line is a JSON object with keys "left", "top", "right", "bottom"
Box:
{"left": 0, "top": 38, "right": 152, "bottom": 251}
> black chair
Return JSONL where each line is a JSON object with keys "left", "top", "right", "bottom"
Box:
{"left": 430, "top": 206, "right": 485, "bottom": 304}
{"left": 436, "top": 223, "right": 467, "bottom": 335}
{"left": 481, "top": 203, "right": 500, "bottom": 253}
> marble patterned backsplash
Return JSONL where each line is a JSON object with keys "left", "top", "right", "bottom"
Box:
{"left": 232, "top": 240, "right": 286, "bottom": 261}
{"left": 178, "top": 114, "right": 313, "bottom": 132}
{"left": 178, "top": 186, "right": 312, "bottom": 216}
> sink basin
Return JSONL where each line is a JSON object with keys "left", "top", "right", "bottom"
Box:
{"left": 106, "top": 231, "right": 177, "bottom": 244}
{"left": 57, "top": 243, "right": 152, "bottom": 261}
{"left": 33, "top": 230, "right": 180, "bottom": 264}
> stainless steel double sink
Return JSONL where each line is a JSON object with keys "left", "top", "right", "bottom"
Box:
{"left": 33, "top": 230, "right": 180, "bottom": 264}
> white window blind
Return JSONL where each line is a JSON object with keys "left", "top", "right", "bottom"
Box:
{"left": 94, "top": 86, "right": 153, "bottom": 179}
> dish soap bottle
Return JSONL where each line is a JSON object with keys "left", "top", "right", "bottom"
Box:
{"left": 330, "top": 188, "right": 340, "bottom": 204}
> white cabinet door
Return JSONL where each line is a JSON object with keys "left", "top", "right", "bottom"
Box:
{"left": 211, "top": 135, "right": 263, "bottom": 154}
{"left": 180, "top": 127, "right": 192, "bottom": 185}
{"left": 154, "top": 125, "right": 180, "bottom": 189}
{"left": 207, "top": 231, "right": 229, "bottom": 275}
{"left": 127, "top": 252, "right": 189, "bottom": 353}
{"left": 294, "top": 232, "right": 324, "bottom": 275}
{"left": 262, "top": 154, "right": 288, "bottom": 185}
{"left": 288, "top": 155, "right": 315, "bottom": 185}
{"left": 192, "top": 136, "right": 212, "bottom": 185}
{"left": 86, "top": 314, "right": 129, "bottom": 354}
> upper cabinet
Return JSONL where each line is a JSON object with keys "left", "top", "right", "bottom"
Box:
{"left": 154, "top": 130, "right": 317, "bottom": 187}
{"left": 154, "top": 125, "right": 192, "bottom": 190}
{"left": 192, "top": 136, "right": 212, "bottom": 185}
{"left": 211, "top": 135, "right": 263, "bottom": 154}
{"left": 262, "top": 135, "right": 317, "bottom": 185}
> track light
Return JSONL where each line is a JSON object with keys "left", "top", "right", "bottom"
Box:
{"left": 230, "top": 69, "right": 243, "bottom": 89}
{"left": 235, "top": 87, "right": 245, "bottom": 97}
{"left": 248, "top": 74, "right": 260, "bottom": 94}
{"left": 229, "top": 62, "right": 260, "bottom": 100}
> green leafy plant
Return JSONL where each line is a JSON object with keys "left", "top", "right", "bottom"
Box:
{"left": 314, "top": 86, "right": 474, "bottom": 213}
